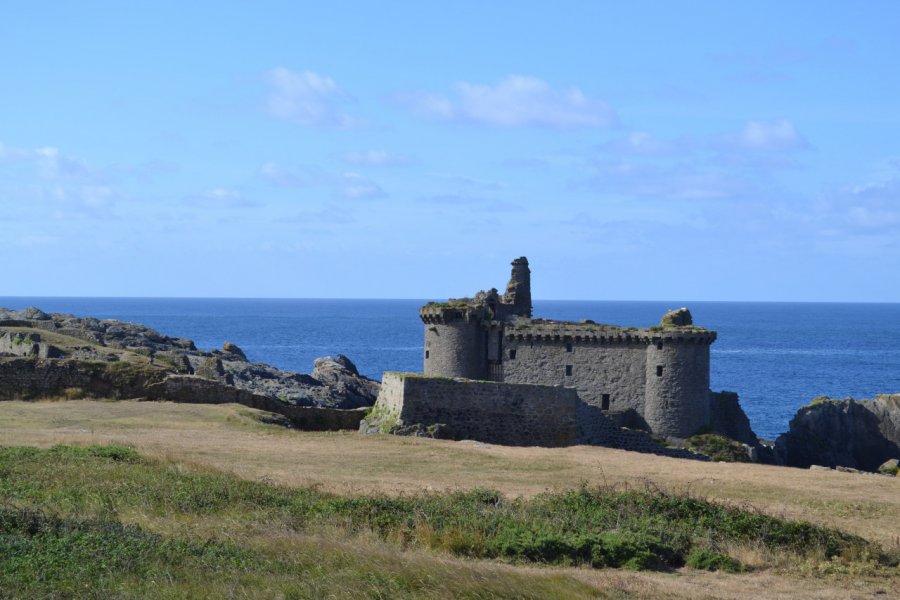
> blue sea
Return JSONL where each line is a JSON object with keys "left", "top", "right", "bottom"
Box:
{"left": 2, "top": 297, "right": 899, "bottom": 440}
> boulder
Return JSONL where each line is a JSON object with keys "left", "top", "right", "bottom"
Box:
{"left": 311, "top": 355, "right": 379, "bottom": 409}
{"left": 660, "top": 308, "right": 692, "bottom": 327}
{"left": 879, "top": 458, "right": 899, "bottom": 476}
{"left": 222, "top": 342, "right": 248, "bottom": 361}
{"left": 775, "top": 395, "right": 900, "bottom": 472}
{"left": 195, "top": 357, "right": 225, "bottom": 381}
{"left": 21, "top": 307, "right": 50, "bottom": 320}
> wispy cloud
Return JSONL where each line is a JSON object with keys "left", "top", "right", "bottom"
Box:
{"left": 418, "top": 192, "right": 514, "bottom": 212}
{"left": 398, "top": 75, "right": 616, "bottom": 129}
{"left": 187, "top": 188, "right": 257, "bottom": 209}
{"left": 0, "top": 141, "right": 122, "bottom": 217}
{"left": 259, "top": 162, "right": 386, "bottom": 200}
{"left": 259, "top": 162, "right": 329, "bottom": 187}
{"left": 576, "top": 118, "right": 809, "bottom": 200}
{"left": 341, "top": 150, "right": 411, "bottom": 167}
{"left": 599, "top": 119, "right": 807, "bottom": 158}
{"left": 263, "top": 67, "right": 357, "bottom": 128}
{"left": 732, "top": 119, "right": 806, "bottom": 151}
{"left": 339, "top": 172, "right": 386, "bottom": 199}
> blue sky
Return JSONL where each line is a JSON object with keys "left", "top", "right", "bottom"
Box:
{"left": 1, "top": 2, "right": 899, "bottom": 301}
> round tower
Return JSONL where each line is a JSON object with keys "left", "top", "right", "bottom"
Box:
{"left": 643, "top": 331, "right": 715, "bottom": 440}
{"left": 420, "top": 306, "right": 487, "bottom": 379}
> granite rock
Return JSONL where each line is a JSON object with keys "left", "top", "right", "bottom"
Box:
{"left": 775, "top": 395, "right": 900, "bottom": 472}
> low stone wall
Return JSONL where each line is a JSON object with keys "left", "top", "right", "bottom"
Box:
{"left": 0, "top": 358, "right": 364, "bottom": 431}
{"left": 576, "top": 401, "right": 708, "bottom": 461}
{"left": 0, "top": 358, "right": 165, "bottom": 399}
{"left": 150, "top": 375, "right": 365, "bottom": 431}
{"left": 372, "top": 372, "right": 579, "bottom": 447}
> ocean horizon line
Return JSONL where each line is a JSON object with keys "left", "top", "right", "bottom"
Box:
{"left": 1, "top": 296, "right": 899, "bottom": 306}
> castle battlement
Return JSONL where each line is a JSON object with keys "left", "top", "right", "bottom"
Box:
{"left": 419, "top": 257, "right": 717, "bottom": 440}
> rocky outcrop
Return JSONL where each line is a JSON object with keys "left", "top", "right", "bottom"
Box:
{"left": 0, "top": 331, "right": 64, "bottom": 359}
{"left": 0, "top": 306, "right": 380, "bottom": 411}
{"left": 775, "top": 395, "right": 900, "bottom": 472}
{"left": 709, "top": 391, "right": 758, "bottom": 446}
{"left": 221, "top": 342, "right": 248, "bottom": 361}
{"left": 660, "top": 308, "right": 692, "bottom": 327}
{"left": 311, "top": 355, "right": 380, "bottom": 409}
{"left": 195, "top": 357, "right": 226, "bottom": 381}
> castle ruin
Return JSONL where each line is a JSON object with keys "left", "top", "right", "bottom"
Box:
{"left": 419, "top": 257, "right": 716, "bottom": 440}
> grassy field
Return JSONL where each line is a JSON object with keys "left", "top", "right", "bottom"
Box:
{"left": 1, "top": 399, "right": 898, "bottom": 599}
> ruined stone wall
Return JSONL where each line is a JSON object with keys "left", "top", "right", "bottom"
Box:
{"left": 153, "top": 376, "right": 365, "bottom": 431}
{"left": 0, "top": 358, "right": 364, "bottom": 431}
{"left": 0, "top": 358, "right": 165, "bottom": 400}
{"left": 377, "top": 372, "right": 579, "bottom": 446}
{"left": 644, "top": 340, "right": 711, "bottom": 439}
{"left": 501, "top": 338, "right": 648, "bottom": 414}
{"left": 0, "top": 331, "right": 64, "bottom": 359}
{"left": 423, "top": 319, "right": 487, "bottom": 380}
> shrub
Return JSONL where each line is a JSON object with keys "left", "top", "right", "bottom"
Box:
{"left": 685, "top": 547, "right": 743, "bottom": 572}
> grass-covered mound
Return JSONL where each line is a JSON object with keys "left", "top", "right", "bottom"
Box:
{"left": 687, "top": 433, "right": 753, "bottom": 462}
{"left": 0, "top": 445, "right": 893, "bottom": 598}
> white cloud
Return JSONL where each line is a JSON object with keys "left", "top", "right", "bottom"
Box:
{"left": 579, "top": 159, "right": 749, "bottom": 201}
{"left": 599, "top": 119, "right": 806, "bottom": 158}
{"left": 400, "top": 75, "right": 616, "bottom": 129}
{"left": 735, "top": 119, "right": 806, "bottom": 151}
{"left": 259, "top": 162, "right": 329, "bottom": 187}
{"left": 339, "top": 172, "right": 386, "bottom": 199}
{"left": 263, "top": 67, "right": 356, "bottom": 128}
{"left": 259, "top": 162, "right": 386, "bottom": 199}
{"left": 189, "top": 188, "right": 256, "bottom": 209}
{"left": 0, "top": 141, "right": 120, "bottom": 217}
{"left": 341, "top": 150, "right": 410, "bottom": 167}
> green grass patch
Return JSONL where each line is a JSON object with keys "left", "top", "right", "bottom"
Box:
{"left": 0, "top": 445, "right": 891, "bottom": 597}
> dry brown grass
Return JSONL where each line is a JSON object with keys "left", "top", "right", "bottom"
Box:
{"left": 1, "top": 399, "right": 898, "bottom": 599}
{"left": 3, "top": 399, "right": 896, "bottom": 545}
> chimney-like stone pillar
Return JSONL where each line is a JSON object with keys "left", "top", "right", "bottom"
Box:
{"left": 503, "top": 257, "right": 532, "bottom": 317}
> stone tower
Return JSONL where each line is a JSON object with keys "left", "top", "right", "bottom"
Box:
{"left": 502, "top": 257, "right": 532, "bottom": 318}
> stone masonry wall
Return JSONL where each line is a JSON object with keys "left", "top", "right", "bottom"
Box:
{"left": 644, "top": 340, "right": 710, "bottom": 439}
{"left": 502, "top": 338, "right": 648, "bottom": 414}
{"left": 377, "top": 372, "right": 579, "bottom": 447}
{"left": 152, "top": 376, "right": 366, "bottom": 430}
{"left": 423, "top": 320, "right": 487, "bottom": 379}
{"left": 0, "top": 358, "right": 364, "bottom": 431}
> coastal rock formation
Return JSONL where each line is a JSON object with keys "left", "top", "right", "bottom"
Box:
{"left": 311, "top": 355, "right": 381, "bottom": 409}
{"left": 775, "top": 395, "right": 900, "bottom": 471}
{"left": 708, "top": 391, "right": 758, "bottom": 446}
{"left": 0, "top": 306, "right": 380, "bottom": 412}
{"left": 221, "top": 342, "right": 248, "bottom": 361}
